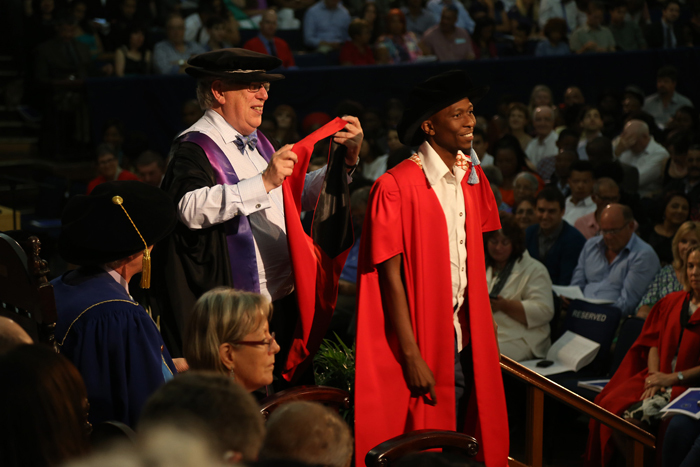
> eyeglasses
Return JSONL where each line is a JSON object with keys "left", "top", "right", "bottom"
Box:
{"left": 233, "top": 332, "right": 276, "bottom": 352}
{"left": 247, "top": 82, "right": 271, "bottom": 93}
{"left": 601, "top": 225, "right": 627, "bottom": 236}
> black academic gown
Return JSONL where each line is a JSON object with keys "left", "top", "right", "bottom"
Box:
{"left": 154, "top": 134, "right": 281, "bottom": 357}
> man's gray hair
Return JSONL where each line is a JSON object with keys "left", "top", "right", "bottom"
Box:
{"left": 196, "top": 77, "right": 219, "bottom": 110}
{"left": 593, "top": 177, "right": 618, "bottom": 195}
{"left": 514, "top": 171, "right": 539, "bottom": 190}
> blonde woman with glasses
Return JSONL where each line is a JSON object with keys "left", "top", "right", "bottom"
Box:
{"left": 184, "top": 287, "right": 280, "bottom": 392}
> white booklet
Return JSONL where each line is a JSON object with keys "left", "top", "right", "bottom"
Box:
{"left": 661, "top": 388, "right": 700, "bottom": 419}
{"left": 520, "top": 331, "right": 601, "bottom": 376}
{"left": 577, "top": 379, "right": 610, "bottom": 393}
{"left": 552, "top": 285, "right": 615, "bottom": 305}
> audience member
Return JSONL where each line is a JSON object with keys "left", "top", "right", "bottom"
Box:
{"left": 359, "top": 139, "right": 388, "bottom": 181}
{"left": 426, "top": 0, "right": 475, "bottom": 33}
{"left": 563, "top": 86, "right": 585, "bottom": 109}
{"left": 182, "top": 99, "right": 205, "bottom": 128}
{"left": 635, "top": 220, "right": 700, "bottom": 319}
{"left": 375, "top": 9, "right": 425, "bottom": 64}
{"left": 515, "top": 197, "right": 538, "bottom": 231}
{"left": 663, "top": 130, "right": 692, "bottom": 187}
{"left": 472, "top": 126, "right": 494, "bottom": 165}
{"left": 641, "top": 192, "right": 689, "bottom": 265}
{"left": 642, "top": 65, "right": 694, "bottom": 129}
{"left": 203, "top": 16, "right": 234, "bottom": 51}
{"left": 502, "top": 22, "right": 534, "bottom": 56}
{"left": 135, "top": 150, "right": 166, "bottom": 187}
{"left": 507, "top": 102, "right": 532, "bottom": 151}
{"left": 72, "top": 1, "right": 110, "bottom": 68}
{"left": 608, "top": 1, "right": 646, "bottom": 51}
{"left": 140, "top": 372, "right": 265, "bottom": 463}
{"left": 587, "top": 135, "right": 639, "bottom": 195}
{"left": 617, "top": 119, "right": 669, "bottom": 198}
{"left": 528, "top": 84, "right": 554, "bottom": 117}
{"left": 472, "top": 17, "right": 498, "bottom": 59}
{"left": 0, "top": 317, "right": 32, "bottom": 354}
{"left": 361, "top": 2, "right": 384, "bottom": 44}
{"left": 577, "top": 106, "right": 603, "bottom": 159}
{"left": 535, "top": 18, "right": 570, "bottom": 56}
{"left": 525, "top": 105, "right": 558, "bottom": 167}
{"left": 563, "top": 160, "right": 595, "bottom": 225}
{"left": 0, "top": 345, "right": 90, "bottom": 467}
{"left": 586, "top": 246, "right": 700, "bottom": 466}
{"left": 574, "top": 177, "right": 621, "bottom": 239}
{"left": 340, "top": 19, "right": 376, "bottom": 65}
{"left": 153, "top": 14, "right": 206, "bottom": 75}
{"left": 261, "top": 401, "right": 353, "bottom": 467}
{"left": 666, "top": 143, "right": 700, "bottom": 221}
{"left": 185, "top": 0, "right": 240, "bottom": 48}
{"left": 666, "top": 106, "right": 700, "bottom": 138}
{"left": 422, "top": 6, "right": 475, "bottom": 61}
{"left": 570, "top": 204, "right": 660, "bottom": 315}
{"left": 690, "top": 6, "right": 700, "bottom": 46}
{"left": 526, "top": 187, "right": 586, "bottom": 285}
{"left": 486, "top": 212, "right": 554, "bottom": 361}
{"left": 53, "top": 181, "right": 178, "bottom": 426}
{"left": 183, "top": 287, "right": 279, "bottom": 392}
{"left": 303, "top": 0, "right": 351, "bottom": 52}
{"left": 644, "top": 0, "right": 684, "bottom": 49}
{"left": 569, "top": 1, "right": 615, "bottom": 54}
{"left": 86, "top": 143, "right": 139, "bottom": 194}
{"left": 663, "top": 412, "right": 700, "bottom": 467}
{"left": 538, "top": 0, "right": 586, "bottom": 34}
{"left": 402, "top": 0, "right": 438, "bottom": 36}
{"left": 243, "top": 10, "right": 296, "bottom": 68}
{"left": 114, "top": 24, "right": 151, "bottom": 76}
{"left": 272, "top": 104, "right": 300, "bottom": 144}
{"left": 508, "top": 0, "right": 539, "bottom": 34}
{"left": 495, "top": 134, "right": 542, "bottom": 207}
{"left": 547, "top": 148, "right": 578, "bottom": 195}
{"left": 622, "top": 85, "right": 645, "bottom": 118}
{"left": 513, "top": 172, "right": 539, "bottom": 208}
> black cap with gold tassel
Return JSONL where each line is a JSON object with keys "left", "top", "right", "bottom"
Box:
{"left": 112, "top": 195, "right": 152, "bottom": 289}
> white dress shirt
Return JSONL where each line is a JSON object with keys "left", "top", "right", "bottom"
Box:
{"left": 618, "top": 137, "right": 669, "bottom": 198}
{"left": 416, "top": 141, "right": 470, "bottom": 350}
{"left": 563, "top": 195, "right": 596, "bottom": 225}
{"left": 525, "top": 131, "right": 559, "bottom": 167}
{"left": 177, "top": 109, "right": 327, "bottom": 301}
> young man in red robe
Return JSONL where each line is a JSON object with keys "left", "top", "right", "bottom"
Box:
{"left": 354, "top": 70, "right": 509, "bottom": 466}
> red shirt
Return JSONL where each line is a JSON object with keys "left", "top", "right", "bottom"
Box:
{"left": 339, "top": 41, "right": 375, "bottom": 65}
{"left": 243, "top": 36, "right": 296, "bottom": 69}
{"left": 86, "top": 170, "right": 139, "bottom": 194}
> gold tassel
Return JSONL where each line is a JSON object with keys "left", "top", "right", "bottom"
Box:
{"left": 112, "top": 195, "right": 152, "bottom": 289}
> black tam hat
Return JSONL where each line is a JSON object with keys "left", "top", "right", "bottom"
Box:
{"left": 185, "top": 48, "right": 285, "bottom": 82}
{"left": 397, "top": 70, "right": 489, "bottom": 146}
{"left": 58, "top": 181, "right": 177, "bottom": 279}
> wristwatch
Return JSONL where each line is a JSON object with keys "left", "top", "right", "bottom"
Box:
{"left": 678, "top": 371, "right": 685, "bottom": 382}
{"left": 345, "top": 156, "right": 360, "bottom": 176}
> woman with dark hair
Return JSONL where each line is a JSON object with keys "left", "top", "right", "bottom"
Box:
{"left": 362, "top": 2, "right": 383, "bottom": 45}
{"left": 535, "top": 18, "right": 570, "bottom": 56}
{"left": 375, "top": 9, "right": 425, "bottom": 64}
{"left": 272, "top": 105, "right": 300, "bottom": 145}
{"left": 0, "top": 345, "right": 90, "bottom": 467}
{"left": 485, "top": 212, "right": 554, "bottom": 361}
{"left": 507, "top": 102, "right": 533, "bottom": 151}
{"left": 472, "top": 17, "right": 498, "bottom": 59}
{"left": 114, "top": 23, "right": 151, "bottom": 76}
{"left": 507, "top": 0, "right": 539, "bottom": 35}
{"left": 494, "top": 134, "right": 543, "bottom": 207}
{"left": 577, "top": 105, "right": 604, "bottom": 160}
{"left": 642, "top": 191, "right": 690, "bottom": 265}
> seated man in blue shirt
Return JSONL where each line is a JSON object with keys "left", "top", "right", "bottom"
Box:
{"left": 526, "top": 187, "right": 586, "bottom": 286}
{"left": 569, "top": 203, "right": 660, "bottom": 315}
{"left": 303, "top": 0, "right": 351, "bottom": 51}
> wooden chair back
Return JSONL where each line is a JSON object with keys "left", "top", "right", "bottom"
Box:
{"left": 0, "top": 232, "right": 58, "bottom": 350}
{"left": 365, "top": 429, "right": 479, "bottom": 467}
{"left": 259, "top": 385, "right": 351, "bottom": 420}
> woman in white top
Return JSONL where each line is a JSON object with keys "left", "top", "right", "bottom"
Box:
{"left": 485, "top": 212, "right": 554, "bottom": 361}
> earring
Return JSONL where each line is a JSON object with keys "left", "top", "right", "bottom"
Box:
{"left": 228, "top": 367, "right": 235, "bottom": 381}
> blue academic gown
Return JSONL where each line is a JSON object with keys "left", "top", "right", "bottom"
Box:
{"left": 53, "top": 267, "right": 176, "bottom": 427}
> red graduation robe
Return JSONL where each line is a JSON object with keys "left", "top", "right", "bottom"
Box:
{"left": 585, "top": 291, "right": 700, "bottom": 466}
{"left": 354, "top": 156, "right": 509, "bottom": 466}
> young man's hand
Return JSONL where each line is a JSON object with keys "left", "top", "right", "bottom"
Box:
{"left": 401, "top": 353, "right": 437, "bottom": 405}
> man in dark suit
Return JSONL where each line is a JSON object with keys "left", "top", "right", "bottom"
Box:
{"left": 645, "top": 0, "right": 684, "bottom": 49}
{"left": 526, "top": 187, "right": 587, "bottom": 286}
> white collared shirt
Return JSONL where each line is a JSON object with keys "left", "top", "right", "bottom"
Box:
{"left": 563, "top": 195, "right": 596, "bottom": 225}
{"left": 101, "top": 265, "right": 130, "bottom": 295}
{"left": 618, "top": 137, "right": 669, "bottom": 198}
{"left": 525, "top": 131, "right": 559, "bottom": 167}
{"left": 176, "top": 109, "right": 327, "bottom": 301}
{"left": 417, "top": 141, "right": 469, "bottom": 350}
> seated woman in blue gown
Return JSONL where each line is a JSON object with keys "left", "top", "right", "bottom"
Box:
{"left": 53, "top": 181, "right": 178, "bottom": 427}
